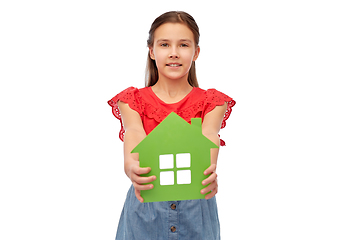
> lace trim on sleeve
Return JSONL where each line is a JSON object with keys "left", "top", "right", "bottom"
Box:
{"left": 107, "top": 87, "right": 143, "bottom": 142}
{"left": 108, "top": 99, "right": 125, "bottom": 141}
{"left": 204, "top": 89, "right": 236, "bottom": 146}
{"left": 218, "top": 99, "right": 236, "bottom": 146}
{"left": 221, "top": 99, "right": 236, "bottom": 129}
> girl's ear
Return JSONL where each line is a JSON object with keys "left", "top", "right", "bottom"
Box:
{"left": 149, "top": 47, "right": 155, "bottom": 60}
{"left": 193, "top": 46, "right": 200, "bottom": 61}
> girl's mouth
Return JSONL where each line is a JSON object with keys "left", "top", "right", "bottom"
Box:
{"left": 166, "top": 63, "right": 182, "bottom": 67}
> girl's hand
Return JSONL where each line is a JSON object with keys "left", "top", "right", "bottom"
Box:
{"left": 127, "top": 160, "right": 156, "bottom": 203}
{"left": 200, "top": 164, "right": 218, "bottom": 200}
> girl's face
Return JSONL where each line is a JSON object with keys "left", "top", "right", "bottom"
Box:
{"left": 149, "top": 23, "right": 200, "bottom": 83}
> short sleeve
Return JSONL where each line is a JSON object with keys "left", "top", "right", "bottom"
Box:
{"left": 204, "top": 89, "right": 236, "bottom": 146}
{"left": 107, "top": 87, "right": 144, "bottom": 141}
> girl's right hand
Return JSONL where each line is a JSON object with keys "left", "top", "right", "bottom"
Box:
{"left": 127, "top": 160, "right": 156, "bottom": 203}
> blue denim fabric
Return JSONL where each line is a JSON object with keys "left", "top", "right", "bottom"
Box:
{"left": 116, "top": 185, "right": 220, "bottom": 240}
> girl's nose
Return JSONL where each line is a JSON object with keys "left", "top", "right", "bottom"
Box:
{"left": 169, "top": 47, "right": 179, "bottom": 59}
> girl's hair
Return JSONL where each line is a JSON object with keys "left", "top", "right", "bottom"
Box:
{"left": 145, "top": 11, "right": 200, "bottom": 87}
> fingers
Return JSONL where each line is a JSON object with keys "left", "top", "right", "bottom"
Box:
{"left": 130, "top": 165, "right": 155, "bottom": 184}
{"left": 133, "top": 180, "right": 154, "bottom": 203}
{"left": 131, "top": 173, "right": 156, "bottom": 184}
{"left": 131, "top": 170, "right": 156, "bottom": 191}
{"left": 201, "top": 165, "right": 218, "bottom": 200}
{"left": 130, "top": 165, "right": 156, "bottom": 203}
{"left": 133, "top": 165, "right": 151, "bottom": 175}
{"left": 201, "top": 179, "right": 217, "bottom": 194}
{"left": 201, "top": 180, "right": 218, "bottom": 200}
{"left": 202, "top": 172, "right": 217, "bottom": 186}
{"left": 205, "top": 185, "right": 218, "bottom": 200}
{"left": 135, "top": 189, "right": 144, "bottom": 203}
{"left": 204, "top": 164, "right": 216, "bottom": 175}
{"left": 133, "top": 181, "right": 154, "bottom": 190}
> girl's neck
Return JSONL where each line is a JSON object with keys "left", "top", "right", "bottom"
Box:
{"left": 151, "top": 75, "right": 193, "bottom": 99}
{"left": 151, "top": 75, "right": 193, "bottom": 104}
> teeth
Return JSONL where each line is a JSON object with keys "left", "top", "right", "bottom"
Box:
{"left": 169, "top": 64, "right": 180, "bottom": 67}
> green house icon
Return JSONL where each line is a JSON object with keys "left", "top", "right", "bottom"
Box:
{"left": 131, "top": 112, "right": 218, "bottom": 203}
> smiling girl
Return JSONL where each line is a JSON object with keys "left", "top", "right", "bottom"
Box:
{"left": 108, "top": 11, "right": 235, "bottom": 240}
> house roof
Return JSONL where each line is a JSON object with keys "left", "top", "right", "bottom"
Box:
{"left": 132, "top": 112, "right": 218, "bottom": 154}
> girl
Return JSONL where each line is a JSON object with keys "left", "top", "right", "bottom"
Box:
{"left": 108, "top": 11, "right": 235, "bottom": 240}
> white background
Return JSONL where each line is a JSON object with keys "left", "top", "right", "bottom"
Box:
{"left": 1, "top": 0, "right": 359, "bottom": 239}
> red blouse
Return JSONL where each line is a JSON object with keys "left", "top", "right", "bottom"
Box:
{"left": 108, "top": 87, "right": 235, "bottom": 146}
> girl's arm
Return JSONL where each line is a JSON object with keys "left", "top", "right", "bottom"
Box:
{"left": 200, "top": 103, "right": 228, "bottom": 199}
{"left": 118, "top": 101, "right": 156, "bottom": 203}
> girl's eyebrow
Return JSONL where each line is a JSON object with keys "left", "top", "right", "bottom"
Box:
{"left": 179, "top": 39, "right": 192, "bottom": 43}
{"left": 156, "top": 39, "right": 169, "bottom": 43}
{"left": 156, "top": 38, "right": 192, "bottom": 43}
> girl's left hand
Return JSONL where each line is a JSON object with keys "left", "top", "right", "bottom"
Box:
{"left": 200, "top": 164, "right": 218, "bottom": 200}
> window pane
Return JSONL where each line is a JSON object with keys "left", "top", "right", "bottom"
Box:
{"left": 160, "top": 171, "right": 174, "bottom": 185}
{"left": 159, "top": 154, "right": 174, "bottom": 169}
{"left": 176, "top": 153, "right": 191, "bottom": 168}
{"left": 177, "top": 170, "right": 191, "bottom": 184}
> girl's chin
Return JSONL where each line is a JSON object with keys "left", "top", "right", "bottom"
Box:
{"left": 160, "top": 73, "right": 188, "bottom": 81}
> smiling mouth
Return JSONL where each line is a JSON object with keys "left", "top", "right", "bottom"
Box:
{"left": 166, "top": 63, "right": 182, "bottom": 67}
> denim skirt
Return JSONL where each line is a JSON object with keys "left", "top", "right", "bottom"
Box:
{"left": 115, "top": 185, "right": 220, "bottom": 240}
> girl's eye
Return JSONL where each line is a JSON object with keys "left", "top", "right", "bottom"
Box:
{"left": 161, "top": 43, "right": 169, "bottom": 47}
{"left": 180, "top": 44, "right": 188, "bottom": 47}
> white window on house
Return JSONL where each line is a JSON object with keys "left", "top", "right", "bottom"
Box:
{"left": 159, "top": 153, "right": 191, "bottom": 185}
{"left": 160, "top": 171, "right": 174, "bottom": 185}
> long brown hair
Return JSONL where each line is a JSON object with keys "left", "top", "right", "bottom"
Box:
{"left": 145, "top": 11, "right": 200, "bottom": 87}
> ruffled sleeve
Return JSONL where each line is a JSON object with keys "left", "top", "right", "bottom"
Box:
{"left": 107, "top": 87, "right": 144, "bottom": 141}
{"left": 204, "top": 89, "right": 236, "bottom": 146}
